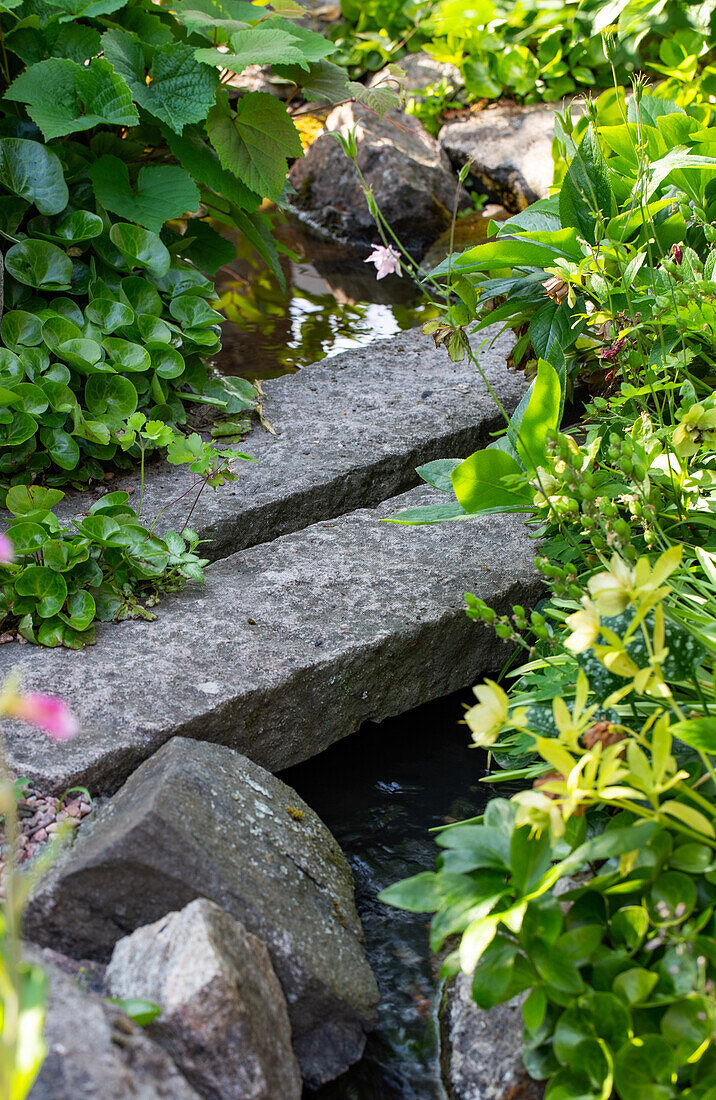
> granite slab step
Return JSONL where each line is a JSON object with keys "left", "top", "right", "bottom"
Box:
{"left": 51, "top": 326, "right": 524, "bottom": 560}
{"left": 1, "top": 487, "right": 539, "bottom": 796}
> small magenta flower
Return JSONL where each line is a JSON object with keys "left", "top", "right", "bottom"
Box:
{"left": 0, "top": 678, "right": 78, "bottom": 742}
{"left": 364, "top": 244, "right": 402, "bottom": 280}
{"left": 0, "top": 532, "right": 13, "bottom": 564}
{"left": 671, "top": 243, "right": 683, "bottom": 265}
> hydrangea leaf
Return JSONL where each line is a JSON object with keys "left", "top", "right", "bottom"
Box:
{"left": 88, "top": 156, "right": 200, "bottom": 234}
{"left": 42, "top": 0, "right": 126, "bottom": 21}
{"left": 4, "top": 57, "right": 138, "bottom": 140}
{"left": 195, "top": 27, "right": 313, "bottom": 72}
{"left": 206, "top": 90, "right": 303, "bottom": 202}
{"left": 102, "top": 30, "right": 218, "bottom": 134}
{"left": 164, "top": 124, "right": 261, "bottom": 211}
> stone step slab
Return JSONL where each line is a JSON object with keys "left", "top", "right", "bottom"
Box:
{"left": 51, "top": 326, "right": 523, "bottom": 559}
{"left": 1, "top": 486, "right": 540, "bottom": 795}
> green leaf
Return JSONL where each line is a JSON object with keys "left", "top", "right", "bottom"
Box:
{"left": 195, "top": 27, "right": 313, "bottom": 72}
{"left": 44, "top": 0, "right": 126, "bottom": 18}
{"left": 41, "top": 427, "right": 80, "bottom": 470}
{"left": 27, "top": 209, "right": 103, "bottom": 246}
{"left": 559, "top": 127, "right": 613, "bottom": 244}
{"left": 553, "top": 991, "right": 631, "bottom": 1064}
{"left": 15, "top": 565, "right": 67, "bottom": 617}
{"left": 164, "top": 126, "right": 260, "bottom": 211}
{"left": 103, "top": 338, "right": 150, "bottom": 373}
{"left": 109, "top": 223, "right": 171, "bottom": 278}
{"left": 5, "top": 240, "right": 73, "bottom": 290}
{"left": 85, "top": 298, "right": 134, "bottom": 334}
{"left": 106, "top": 997, "right": 161, "bottom": 1027}
{"left": 510, "top": 358, "right": 561, "bottom": 473}
{"left": 2, "top": 310, "right": 43, "bottom": 349}
{"left": 379, "top": 872, "right": 443, "bottom": 912}
{"left": 4, "top": 522, "right": 49, "bottom": 554}
{"left": 85, "top": 374, "right": 138, "bottom": 426}
{"left": 451, "top": 449, "right": 532, "bottom": 513}
{"left": 0, "top": 137, "right": 68, "bottom": 214}
{"left": 384, "top": 502, "right": 468, "bottom": 525}
{"left": 613, "top": 1036, "right": 676, "bottom": 1100}
{"left": 59, "top": 589, "right": 96, "bottom": 631}
{"left": 415, "top": 458, "right": 462, "bottom": 492}
{"left": 669, "top": 717, "right": 716, "bottom": 753}
{"left": 612, "top": 967, "right": 659, "bottom": 1005}
{"left": 430, "top": 230, "right": 581, "bottom": 277}
{"left": 206, "top": 90, "right": 303, "bottom": 203}
{"left": 4, "top": 58, "right": 137, "bottom": 141}
{"left": 102, "top": 31, "right": 219, "bottom": 134}
{"left": 89, "top": 157, "right": 200, "bottom": 234}
{"left": 5, "top": 485, "right": 63, "bottom": 516}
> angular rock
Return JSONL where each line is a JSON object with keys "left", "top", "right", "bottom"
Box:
{"left": 27, "top": 949, "right": 199, "bottom": 1100}
{"left": 26, "top": 738, "right": 380, "bottom": 1088}
{"left": 288, "top": 102, "right": 469, "bottom": 256}
{"left": 105, "top": 899, "right": 302, "bottom": 1100}
{"left": 440, "top": 102, "right": 582, "bottom": 211}
{"left": 46, "top": 326, "right": 522, "bottom": 561}
{"left": 370, "top": 51, "right": 463, "bottom": 94}
{"left": 440, "top": 977, "right": 543, "bottom": 1099}
{"left": 0, "top": 486, "right": 540, "bottom": 795}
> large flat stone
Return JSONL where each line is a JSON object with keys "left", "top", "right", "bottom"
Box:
{"left": 50, "top": 326, "right": 522, "bottom": 561}
{"left": 27, "top": 739, "right": 379, "bottom": 1088}
{"left": 0, "top": 486, "right": 539, "bottom": 795}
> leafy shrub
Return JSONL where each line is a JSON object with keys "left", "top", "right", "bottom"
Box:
{"left": 376, "top": 78, "right": 716, "bottom": 1099}
{"left": 0, "top": 484, "right": 208, "bottom": 647}
{"left": 0, "top": 0, "right": 375, "bottom": 486}
{"left": 331, "top": 0, "right": 715, "bottom": 106}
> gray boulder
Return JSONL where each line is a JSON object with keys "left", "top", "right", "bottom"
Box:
{"left": 288, "top": 101, "right": 469, "bottom": 256}
{"left": 25, "top": 737, "right": 379, "bottom": 1088}
{"left": 440, "top": 976, "right": 543, "bottom": 1099}
{"left": 370, "top": 51, "right": 463, "bottom": 94}
{"left": 439, "top": 102, "right": 575, "bottom": 211}
{"left": 105, "top": 899, "right": 301, "bottom": 1100}
{"left": 28, "top": 949, "right": 199, "bottom": 1099}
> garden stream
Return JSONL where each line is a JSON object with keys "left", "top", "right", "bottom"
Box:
{"left": 212, "top": 211, "right": 501, "bottom": 1097}
{"left": 284, "top": 690, "right": 493, "bottom": 1100}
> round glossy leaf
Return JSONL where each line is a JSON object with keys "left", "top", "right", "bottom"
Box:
{"left": 11, "top": 382, "right": 49, "bottom": 416}
{"left": 1, "top": 309, "right": 43, "bottom": 349}
{"left": 0, "top": 138, "right": 68, "bottom": 214}
{"left": 109, "top": 223, "right": 170, "bottom": 278}
{"left": 612, "top": 967, "right": 659, "bottom": 1006}
{"left": 5, "top": 484, "right": 64, "bottom": 516}
{"left": 85, "top": 374, "right": 138, "bottom": 423}
{"left": 40, "top": 427, "right": 80, "bottom": 470}
{"left": 72, "top": 515, "right": 121, "bottom": 545}
{"left": 56, "top": 338, "right": 104, "bottom": 373}
{"left": 121, "top": 277, "right": 162, "bottom": 316}
{"left": 156, "top": 263, "right": 213, "bottom": 297}
{"left": 0, "top": 349, "right": 22, "bottom": 376}
{"left": 102, "top": 338, "right": 150, "bottom": 373}
{"left": 36, "top": 616, "right": 66, "bottom": 647}
{"left": 43, "top": 539, "right": 89, "bottom": 572}
{"left": 149, "top": 343, "right": 185, "bottom": 379}
{"left": 88, "top": 491, "right": 132, "bottom": 516}
{"left": 661, "top": 997, "right": 713, "bottom": 1061}
{"left": 544, "top": 1067, "right": 603, "bottom": 1100}
{"left": 41, "top": 313, "right": 83, "bottom": 352}
{"left": 0, "top": 411, "right": 37, "bottom": 447}
{"left": 648, "top": 871, "right": 696, "bottom": 926}
{"left": 41, "top": 379, "right": 77, "bottom": 413}
{"left": 5, "top": 239, "right": 73, "bottom": 290}
{"left": 59, "top": 589, "right": 95, "bottom": 631}
{"left": 169, "top": 296, "right": 222, "bottom": 328}
{"left": 610, "top": 906, "right": 650, "bottom": 951}
{"left": 669, "top": 843, "right": 712, "bottom": 874}
{"left": 27, "top": 208, "right": 103, "bottom": 245}
{"left": 43, "top": 363, "right": 71, "bottom": 385}
{"left": 85, "top": 298, "right": 134, "bottom": 333}
{"left": 135, "top": 315, "right": 172, "bottom": 343}
{"left": 15, "top": 565, "right": 67, "bottom": 617}
{"left": 4, "top": 522, "right": 48, "bottom": 554}
{"left": 48, "top": 296, "right": 84, "bottom": 326}
{"left": 613, "top": 1036, "right": 676, "bottom": 1100}
{"left": 553, "top": 992, "right": 631, "bottom": 1065}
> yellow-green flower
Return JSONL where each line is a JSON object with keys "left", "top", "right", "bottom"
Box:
{"left": 465, "top": 680, "right": 509, "bottom": 748}
{"left": 588, "top": 555, "right": 634, "bottom": 616}
{"left": 564, "top": 600, "right": 601, "bottom": 654}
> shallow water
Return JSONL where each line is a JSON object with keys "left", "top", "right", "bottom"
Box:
{"left": 282, "top": 690, "right": 497, "bottom": 1099}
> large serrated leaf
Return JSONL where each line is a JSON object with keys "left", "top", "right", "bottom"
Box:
{"left": 206, "top": 90, "right": 303, "bottom": 202}
{"left": 195, "top": 27, "right": 312, "bottom": 72}
{"left": 102, "top": 30, "right": 218, "bottom": 134}
{"left": 89, "top": 156, "right": 200, "bottom": 233}
{"left": 5, "top": 57, "right": 138, "bottom": 140}
{"left": 6, "top": 22, "right": 101, "bottom": 65}
{"left": 43, "top": 0, "right": 126, "bottom": 20}
{"left": 164, "top": 124, "right": 261, "bottom": 211}
{"left": 0, "top": 138, "right": 68, "bottom": 214}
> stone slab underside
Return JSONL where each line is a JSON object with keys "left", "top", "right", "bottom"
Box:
{"left": 50, "top": 326, "right": 523, "bottom": 559}
{"left": 0, "top": 488, "right": 540, "bottom": 795}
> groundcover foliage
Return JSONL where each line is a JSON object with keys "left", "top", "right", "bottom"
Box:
{"left": 380, "top": 77, "right": 716, "bottom": 1100}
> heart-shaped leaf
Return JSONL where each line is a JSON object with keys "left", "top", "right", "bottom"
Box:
{"left": 89, "top": 156, "right": 199, "bottom": 234}
{"left": 5, "top": 239, "right": 73, "bottom": 290}
{"left": 0, "top": 137, "right": 68, "bottom": 214}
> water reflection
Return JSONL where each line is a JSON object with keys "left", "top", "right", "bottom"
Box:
{"left": 213, "top": 215, "right": 441, "bottom": 381}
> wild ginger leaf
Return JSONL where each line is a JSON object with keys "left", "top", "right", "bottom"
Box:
{"left": 0, "top": 138, "right": 68, "bottom": 214}
{"left": 4, "top": 57, "right": 138, "bottom": 140}
{"left": 89, "top": 156, "right": 200, "bottom": 233}
{"left": 102, "top": 30, "right": 218, "bottom": 134}
{"left": 206, "top": 90, "right": 303, "bottom": 202}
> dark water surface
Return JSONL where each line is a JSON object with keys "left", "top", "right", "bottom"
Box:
{"left": 282, "top": 690, "right": 496, "bottom": 1100}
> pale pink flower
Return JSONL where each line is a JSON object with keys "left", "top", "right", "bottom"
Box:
{"left": 0, "top": 532, "right": 13, "bottom": 564}
{"left": 364, "top": 243, "right": 402, "bottom": 280}
{"left": 1, "top": 691, "right": 78, "bottom": 741}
